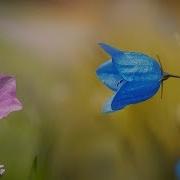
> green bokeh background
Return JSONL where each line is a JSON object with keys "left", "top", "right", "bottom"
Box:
{"left": 0, "top": 0, "right": 180, "bottom": 179}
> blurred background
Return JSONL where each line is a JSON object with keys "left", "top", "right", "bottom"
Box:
{"left": 0, "top": 0, "right": 180, "bottom": 179}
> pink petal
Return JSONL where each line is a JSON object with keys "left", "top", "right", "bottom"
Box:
{"left": 0, "top": 75, "right": 22, "bottom": 119}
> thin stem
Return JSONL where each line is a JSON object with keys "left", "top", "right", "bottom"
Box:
{"left": 168, "top": 74, "right": 180, "bottom": 79}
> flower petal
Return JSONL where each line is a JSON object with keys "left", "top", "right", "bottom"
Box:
{"left": 111, "top": 80, "right": 161, "bottom": 111}
{"left": 102, "top": 94, "right": 125, "bottom": 113}
{"left": 102, "top": 95, "right": 114, "bottom": 113}
{"left": 102, "top": 80, "right": 127, "bottom": 113}
{"left": 113, "top": 52, "right": 162, "bottom": 82}
{"left": 98, "top": 43, "right": 162, "bottom": 82}
{"left": 98, "top": 43, "right": 124, "bottom": 57}
{"left": 0, "top": 75, "right": 22, "bottom": 119}
{"left": 96, "top": 60, "right": 123, "bottom": 91}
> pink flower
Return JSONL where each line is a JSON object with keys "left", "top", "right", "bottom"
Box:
{"left": 0, "top": 75, "right": 22, "bottom": 119}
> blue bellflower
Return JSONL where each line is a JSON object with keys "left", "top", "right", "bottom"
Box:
{"left": 96, "top": 43, "right": 180, "bottom": 113}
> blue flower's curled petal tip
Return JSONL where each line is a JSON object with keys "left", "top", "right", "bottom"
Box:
{"left": 102, "top": 95, "right": 114, "bottom": 113}
{"left": 102, "top": 81, "right": 127, "bottom": 113}
{"left": 96, "top": 60, "right": 123, "bottom": 91}
{"left": 0, "top": 75, "right": 22, "bottom": 119}
{"left": 102, "top": 94, "right": 125, "bottom": 113}
{"left": 98, "top": 43, "right": 124, "bottom": 57}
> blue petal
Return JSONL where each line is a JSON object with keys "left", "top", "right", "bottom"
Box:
{"left": 99, "top": 43, "right": 124, "bottom": 58}
{"left": 113, "top": 52, "right": 162, "bottom": 82}
{"left": 111, "top": 80, "right": 161, "bottom": 111}
{"left": 102, "top": 81, "right": 126, "bottom": 113}
{"left": 96, "top": 60, "right": 123, "bottom": 91}
{"left": 102, "top": 95, "right": 115, "bottom": 113}
{"left": 98, "top": 43, "right": 162, "bottom": 82}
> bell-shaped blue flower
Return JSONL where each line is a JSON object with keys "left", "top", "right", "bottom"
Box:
{"left": 96, "top": 43, "right": 180, "bottom": 113}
